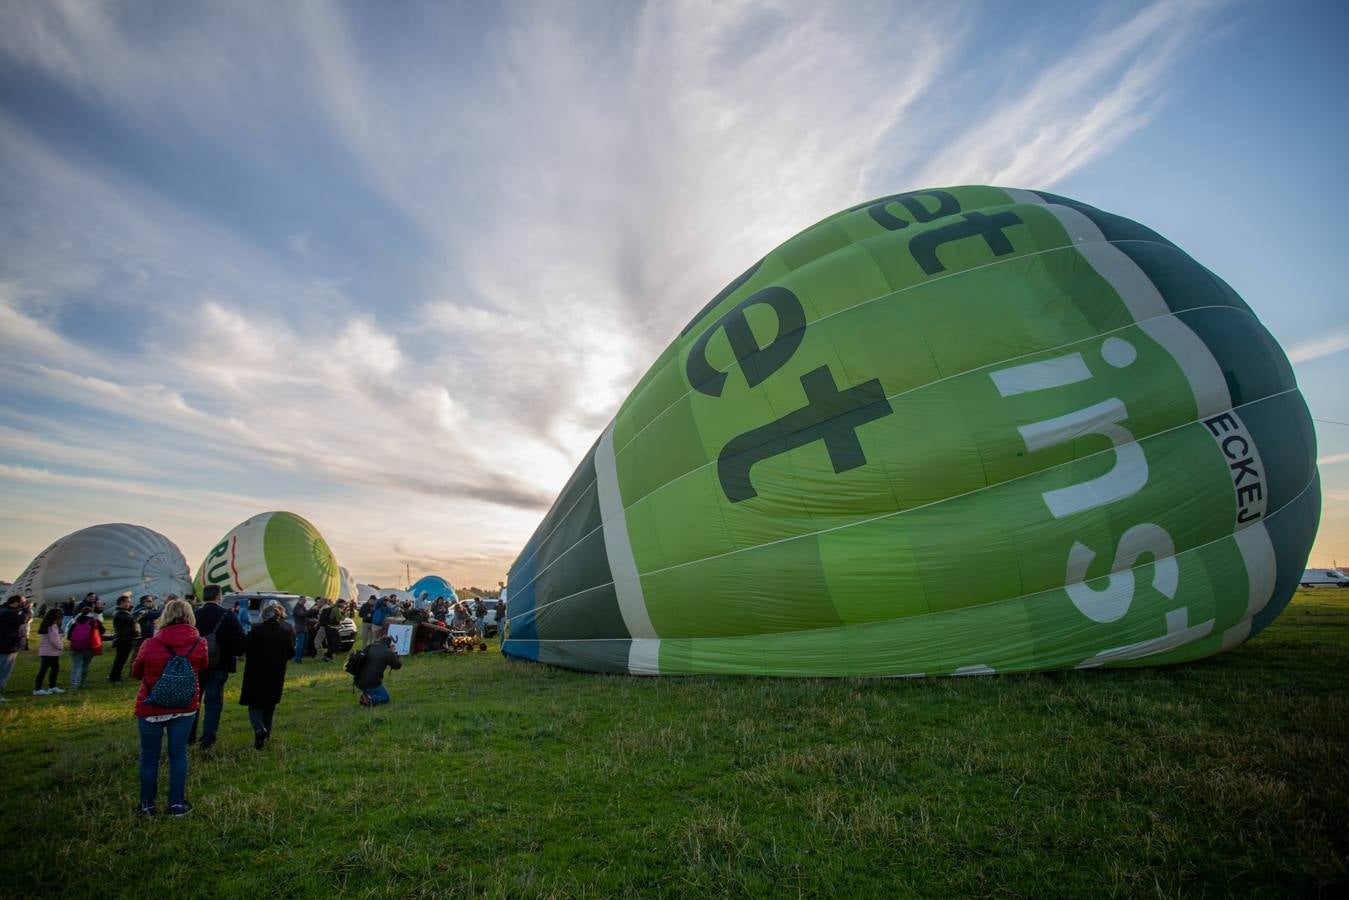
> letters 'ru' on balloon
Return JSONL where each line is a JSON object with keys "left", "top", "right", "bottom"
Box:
{"left": 504, "top": 186, "right": 1320, "bottom": 677}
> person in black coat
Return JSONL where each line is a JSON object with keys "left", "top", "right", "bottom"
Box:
{"left": 108, "top": 592, "right": 138, "bottom": 682}
{"left": 188, "top": 585, "right": 246, "bottom": 750}
{"left": 239, "top": 602, "right": 295, "bottom": 749}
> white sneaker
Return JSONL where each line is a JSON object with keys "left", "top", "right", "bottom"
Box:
{"left": 48, "top": 686, "right": 64, "bottom": 694}
{"left": 33, "top": 689, "right": 48, "bottom": 696}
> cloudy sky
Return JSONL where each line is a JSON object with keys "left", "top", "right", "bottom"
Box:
{"left": 1, "top": 0, "right": 1346, "bottom": 588}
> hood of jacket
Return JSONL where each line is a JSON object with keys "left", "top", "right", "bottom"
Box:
{"left": 151, "top": 621, "right": 201, "bottom": 653}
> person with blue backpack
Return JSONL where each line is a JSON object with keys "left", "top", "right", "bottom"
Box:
{"left": 131, "top": 598, "right": 208, "bottom": 817}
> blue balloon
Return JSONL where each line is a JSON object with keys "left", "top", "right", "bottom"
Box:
{"left": 408, "top": 575, "right": 457, "bottom": 607}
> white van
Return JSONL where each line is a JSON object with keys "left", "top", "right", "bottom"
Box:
{"left": 1299, "top": 568, "right": 1349, "bottom": 588}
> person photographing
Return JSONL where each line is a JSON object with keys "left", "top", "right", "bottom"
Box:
{"left": 353, "top": 634, "right": 401, "bottom": 707}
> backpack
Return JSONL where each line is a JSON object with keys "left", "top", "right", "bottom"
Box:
{"left": 145, "top": 640, "right": 203, "bottom": 708}
{"left": 345, "top": 646, "right": 368, "bottom": 681}
{"left": 69, "top": 618, "right": 94, "bottom": 652}
{"left": 203, "top": 610, "right": 227, "bottom": 670}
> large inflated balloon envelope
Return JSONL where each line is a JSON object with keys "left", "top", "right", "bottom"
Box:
{"left": 194, "top": 511, "right": 340, "bottom": 599}
{"left": 12, "top": 524, "right": 194, "bottom": 608}
{"left": 503, "top": 185, "right": 1320, "bottom": 677}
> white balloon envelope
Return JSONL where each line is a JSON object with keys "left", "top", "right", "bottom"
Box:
{"left": 11, "top": 523, "right": 193, "bottom": 608}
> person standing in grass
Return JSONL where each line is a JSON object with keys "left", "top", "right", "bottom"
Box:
{"left": 473, "top": 597, "right": 487, "bottom": 637}
{"left": 0, "top": 594, "right": 29, "bottom": 702}
{"left": 291, "top": 597, "right": 311, "bottom": 663}
{"left": 233, "top": 599, "right": 251, "bottom": 636}
{"left": 20, "top": 598, "right": 33, "bottom": 651}
{"left": 355, "top": 634, "right": 401, "bottom": 707}
{"left": 369, "top": 595, "right": 392, "bottom": 644}
{"left": 239, "top": 602, "right": 294, "bottom": 749}
{"left": 189, "top": 584, "right": 246, "bottom": 751}
{"left": 319, "top": 599, "right": 342, "bottom": 663}
{"left": 133, "top": 595, "right": 160, "bottom": 652}
{"left": 358, "top": 595, "right": 375, "bottom": 648}
{"left": 66, "top": 602, "right": 105, "bottom": 691}
{"left": 133, "top": 598, "right": 208, "bottom": 817}
{"left": 109, "top": 592, "right": 138, "bottom": 683}
{"left": 33, "top": 607, "right": 65, "bottom": 695}
{"left": 312, "top": 598, "right": 328, "bottom": 658}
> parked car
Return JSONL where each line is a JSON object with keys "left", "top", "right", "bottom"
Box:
{"left": 222, "top": 592, "right": 304, "bottom": 625}
{"left": 335, "top": 615, "right": 357, "bottom": 651}
{"left": 1300, "top": 568, "right": 1349, "bottom": 588}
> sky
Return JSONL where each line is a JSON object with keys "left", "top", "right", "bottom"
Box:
{"left": 0, "top": 0, "right": 1346, "bottom": 589}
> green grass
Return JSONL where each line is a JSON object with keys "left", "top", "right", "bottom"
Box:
{"left": 2, "top": 591, "right": 1346, "bottom": 898}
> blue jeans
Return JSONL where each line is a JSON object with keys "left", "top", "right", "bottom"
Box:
{"left": 199, "top": 670, "right": 228, "bottom": 742}
{"left": 70, "top": 651, "right": 94, "bottom": 690}
{"left": 0, "top": 652, "right": 15, "bottom": 693}
{"left": 293, "top": 630, "right": 308, "bottom": 662}
{"left": 138, "top": 714, "right": 193, "bottom": 807}
{"left": 363, "top": 684, "right": 390, "bottom": 705}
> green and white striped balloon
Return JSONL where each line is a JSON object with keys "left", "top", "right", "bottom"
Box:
{"left": 504, "top": 186, "right": 1319, "bottom": 677}
{"left": 194, "top": 511, "right": 339, "bottom": 600}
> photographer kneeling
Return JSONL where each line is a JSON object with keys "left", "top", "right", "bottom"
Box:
{"left": 355, "top": 634, "right": 401, "bottom": 707}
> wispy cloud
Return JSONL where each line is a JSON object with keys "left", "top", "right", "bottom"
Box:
{"left": 1288, "top": 328, "right": 1349, "bottom": 365}
{"left": 1318, "top": 452, "right": 1349, "bottom": 467}
{"left": 916, "top": 0, "right": 1222, "bottom": 187}
{"left": 0, "top": 0, "right": 1237, "bottom": 586}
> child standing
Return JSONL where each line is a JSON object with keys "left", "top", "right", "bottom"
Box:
{"left": 34, "top": 608, "right": 65, "bottom": 695}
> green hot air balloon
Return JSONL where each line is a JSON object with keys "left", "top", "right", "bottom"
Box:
{"left": 504, "top": 186, "right": 1319, "bottom": 677}
{"left": 194, "top": 511, "right": 339, "bottom": 599}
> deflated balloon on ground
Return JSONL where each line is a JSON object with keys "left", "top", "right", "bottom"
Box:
{"left": 504, "top": 185, "right": 1320, "bottom": 676}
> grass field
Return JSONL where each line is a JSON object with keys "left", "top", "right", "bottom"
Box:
{"left": 1, "top": 591, "right": 1346, "bottom": 898}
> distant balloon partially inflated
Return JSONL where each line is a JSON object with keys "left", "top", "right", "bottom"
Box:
{"left": 409, "top": 575, "right": 457, "bottom": 606}
{"left": 12, "top": 523, "right": 193, "bottom": 607}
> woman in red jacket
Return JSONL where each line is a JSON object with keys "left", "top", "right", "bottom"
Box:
{"left": 131, "top": 598, "right": 208, "bottom": 816}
